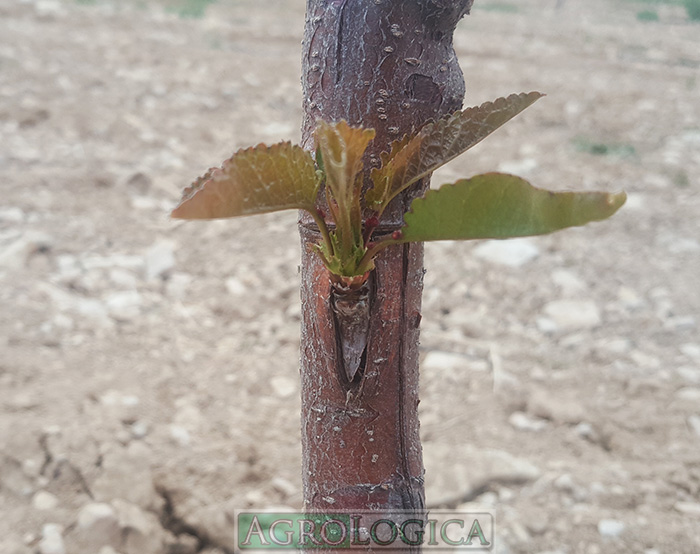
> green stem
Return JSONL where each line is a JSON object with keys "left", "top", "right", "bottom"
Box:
{"left": 336, "top": 200, "right": 354, "bottom": 261}
{"left": 354, "top": 235, "right": 400, "bottom": 275}
{"left": 309, "top": 208, "right": 334, "bottom": 259}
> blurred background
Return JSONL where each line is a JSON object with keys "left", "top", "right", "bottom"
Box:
{"left": 1, "top": 0, "right": 699, "bottom": 552}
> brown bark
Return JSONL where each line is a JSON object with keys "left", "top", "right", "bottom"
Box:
{"left": 298, "top": 0, "right": 472, "bottom": 522}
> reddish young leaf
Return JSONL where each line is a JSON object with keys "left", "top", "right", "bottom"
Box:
{"left": 314, "top": 120, "right": 375, "bottom": 265}
{"left": 367, "top": 92, "right": 544, "bottom": 213}
{"left": 171, "top": 142, "right": 319, "bottom": 220}
{"left": 314, "top": 121, "right": 375, "bottom": 208}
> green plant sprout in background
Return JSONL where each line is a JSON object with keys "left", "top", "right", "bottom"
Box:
{"left": 168, "top": 0, "right": 217, "bottom": 18}
{"left": 685, "top": 0, "right": 700, "bottom": 19}
{"left": 622, "top": 0, "right": 700, "bottom": 21}
{"left": 172, "top": 92, "right": 625, "bottom": 290}
{"left": 573, "top": 136, "right": 637, "bottom": 158}
{"left": 636, "top": 9, "right": 660, "bottom": 20}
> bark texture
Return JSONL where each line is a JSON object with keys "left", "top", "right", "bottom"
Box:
{"left": 298, "top": 0, "right": 472, "bottom": 518}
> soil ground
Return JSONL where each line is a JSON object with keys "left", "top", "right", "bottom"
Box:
{"left": 1, "top": 0, "right": 699, "bottom": 553}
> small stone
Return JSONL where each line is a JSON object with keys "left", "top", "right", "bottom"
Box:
{"left": 126, "top": 172, "right": 152, "bottom": 194}
{"left": 171, "top": 533, "right": 199, "bottom": 554}
{"left": 508, "top": 520, "right": 531, "bottom": 545}
{"left": 667, "top": 237, "right": 700, "bottom": 254}
{"left": 674, "top": 501, "right": 700, "bottom": 516}
{"left": 528, "top": 388, "right": 585, "bottom": 425}
{"left": 35, "top": 1, "right": 65, "bottom": 18}
{"left": 6, "top": 393, "right": 38, "bottom": 411}
{"left": 553, "top": 474, "right": 586, "bottom": 501}
{"left": 32, "top": 491, "right": 59, "bottom": 511}
{"left": 681, "top": 343, "right": 700, "bottom": 360}
{"left": 82, "top": 254, "right": 144, "bottom": 271}
{"left": 78, "top": 502, "right": 118, "bottom": 528}
{"left": 113, "top": 499, "right": 170, "bottom": 554}
{"left": 144, "top": 239, "right": 176, "bottom": 280}
{"left": 169, "top": 424, "right": 191, "bottom": 446}
{"left": 55, "top": 254, "right": 79, "bottom": 278}
{"left": 99, "top": 390, "right": 141, "bottom": 423}
{"left": 131, "top": 196, "right": 163, "bottom": 211}
{"left": 688, "top": 415, "right": 700, "bottom": 437}
{"left": 285, "top": 301, "right": 301, "bottom": 320}
{"left": 473, "top": 238, "right": 540, "bottom": 267}
{"left": 574, "top": 422, "right": 597, "bottom": 440}
{"left": 597, "top": 337, "right": 632, "bottom": 355}
{"left": 542, "top": 299, "right": 601, "bottom": 331}
{"left": 491, "top": 532, "right": 513, "bottom": 554}
{"left": 0, "top": 537, "right": 33, "bottom": 554}
{"left": 629, "top": 350, "right": 661, "bottom": 369}
{"left": 92, "top": 444, "right": 159, "bottom": 510}
{"left": 22, "top": 458, "right": 42, "bottom": 478}
{"left": 665, "top": 315, "right": 696, "bottom": 331}
{"left": 130, "top": 421, "right": 149, "bottom": 439}
{"left": 676, "top": 387, "right": 700, "bottom": 401}
{"left": 508, "top": 411, "right": 548, "bottom": 432}
{"left": 0, "top": 207, "right": 25, "bottom": 223}
{"left": 74, "top": 298, "right": 111, "bottom": 324}
{"left": 598, "top": 519, "right": 625, "bottom": 539}
{"left": 536, "top": 317, "right": 558, "bottom": 334}
{"left": 271, "top": 476, "right": 298, "bottom": 497}
{"left": 245, "top": 488, "right": 268, "bottom": 505}
{"left": 642, "top": 173, "right": 669, "bottom": 189}
{"left": 39, "top": 524, "right": 65, "bottom": 554}
{"left": 225, "top": 277, "right": 247, "bottom": 296}
{"left": 0, "top": 231, "right": 53, "bottom": 270}
{"left": 165, "top": 272, "right": 192, "bottom": 298}
{"left": 497, "top": 157, "right": 538, "bottom": 175}
{"left": 262, "top": 121, "right": 294, "bottom": 137}
{"left": 526, "top": 518, "right": 549, "bottom": 537}
{"left": 493, "top": 369, "right": 526, "bottom": 407}
{"left": 174, "top": 401, "right": 204, "bottom": 431}
{"left": 483, "top": 449, "right": 541, "bottom": 482}
{"left": 104, "top": 290, "right": 142, "bottom": 321}
{"left": 74, "top": 503, "right": 120, "bottom": 550}
{"left": 423, "top": 351, "right": 468, "bottom": 371}
{"left": 551, "top": 269, "right": 586, "bottom": 295}
{"left": 617, "top": 286, "right": 645, "bottom": 310}
{"left": 622, "top": 192, "right": 646, "bottom": 211}
{"left": 1, "top": 453, "right": 35, "bottom": 496}
{"left": 184, "top": 501, "right": 239, "bottom": 550}
{"left": 270, "top": 376, "right": 297, "bottom": 398}
{"left": 109, "top": 268, "right": 138, "bottom": 288}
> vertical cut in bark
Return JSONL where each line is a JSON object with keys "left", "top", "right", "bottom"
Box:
{"left": 298, "top": 0, "right": 473, "bottom": 521}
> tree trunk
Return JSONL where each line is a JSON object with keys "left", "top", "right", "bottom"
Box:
{"left": 298, "top": 0, "right": 473, "bottom": 524}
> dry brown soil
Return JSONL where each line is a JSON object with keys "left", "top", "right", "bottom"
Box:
{"left": 1, "top": 0, "right": 699, "bottom": 553}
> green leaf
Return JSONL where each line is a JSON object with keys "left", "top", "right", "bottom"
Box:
{"left": 367, "top": 92, "right": 544, "bottom": 212}
{"left": 397, "top": 173, "right": 626, "bottom": 243}
{"left": 171, "top": 142, "right": 319, "bottom": 219}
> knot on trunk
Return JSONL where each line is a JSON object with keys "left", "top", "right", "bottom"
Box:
{"left": 331, "top": 276, "right": 372, "bottom": 385}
